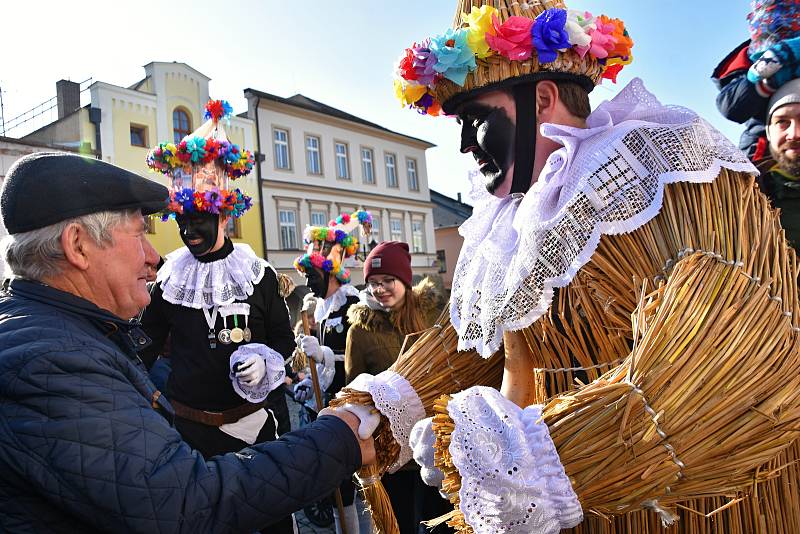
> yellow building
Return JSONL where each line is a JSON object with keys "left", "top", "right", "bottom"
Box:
{"left": 22, "top": 62, "right": 264, "bottom": 258}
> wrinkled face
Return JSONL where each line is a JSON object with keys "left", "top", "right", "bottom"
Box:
{"left": 176, "top": 212, "right": 221, "bottom": 256}
{"left": 367, "top": 274, "right": 407, "bottom": 310}
{"left": 457, "top": 91, "right": 517, "bottom": 197}
{"left": 85, "top": 215, "right": 160, "bottom": 319}
{"left": 769, "top": 103, "right": 800, "bottom": 177}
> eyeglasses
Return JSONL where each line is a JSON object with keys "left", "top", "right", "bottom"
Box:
{"left": 368, "top": 277, "right": 396, "bottom": 291}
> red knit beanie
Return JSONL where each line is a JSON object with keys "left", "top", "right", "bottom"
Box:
{"left": 364, "top": 241, "right": 412, "bottom": 287}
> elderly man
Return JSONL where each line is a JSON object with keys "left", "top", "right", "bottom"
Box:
{"left": 0, "top": 152, "right": 375, "bottom": 533}
{"left": 760, "top": 78, "right": 800, "bottom": 246}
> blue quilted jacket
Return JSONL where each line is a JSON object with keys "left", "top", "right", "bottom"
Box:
{"left": 0, "top": 279, "right": 361, "bottom": 533}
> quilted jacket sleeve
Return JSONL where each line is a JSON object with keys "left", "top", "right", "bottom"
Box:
{"left": 0, "top": 339, "right": 361, "bottom": 533}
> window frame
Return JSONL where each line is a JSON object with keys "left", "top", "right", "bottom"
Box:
{"left": 407, "top": 157, "right": 419, "bottom": 191}
{"left": 172, "top": 107, "right": 192, "bottom": 144}
{"left": 334, "top": 140, "right": 350, "bottom": 180}
{"left": 272, "top": 126, "right": 292, "bottom": 171}
{"left": 385, "top": 152, "right": 398, "bottom": 188}
{"left": 225, "top": 216, "right": 242, "bottom": 239}
{"left": 305, "top": 134, "right": 322, "bottom": 176}
{"left": 310, "top": 209, "right": 328, "bottom": 227}
{"left": 278, "top": 208, "right": 299, "bottom": 250}
{"left": 390, "top": 217, "right": 403, "bottom": 241}
{"left": 361, "top": 146, "right": 375, "bottom": 185}
{"left": 129, "top": 124, "right": 148, "bottom": 147}
{"left": 411, "top": 219, "right": 424, "bottom": 253}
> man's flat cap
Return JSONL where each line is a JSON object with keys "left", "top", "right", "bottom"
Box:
{"left": 1, "top": 152, "right": 168, "bottom": 234}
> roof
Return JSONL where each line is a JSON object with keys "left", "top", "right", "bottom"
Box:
{"left": 244, "top": 88, "right": 435, "bottom": 148}
{"left": 430, "top": 189, "right": 473, "bottom": 228}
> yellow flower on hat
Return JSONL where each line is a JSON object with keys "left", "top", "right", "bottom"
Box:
{"left": 464, "top": 5, "right": 498, "bottom": 59}
{"left": 394, "top": 79, "right": 428, "bottom": 107}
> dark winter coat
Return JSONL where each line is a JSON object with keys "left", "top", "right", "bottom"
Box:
{"left": 0, "top": 279, "right": 361, "bottom": 533}
{"left": 344, "top": 278, "right": 443, "bottom": 383}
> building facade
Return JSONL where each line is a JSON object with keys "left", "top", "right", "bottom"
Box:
{"left": 19, "top": 62, "right": 263, "bottom": 258}
{"left": 245, "top": 90, "right": 439, "bottom": 300}
{"left": 430, "top": 189, "right": 473, "bottom": 291}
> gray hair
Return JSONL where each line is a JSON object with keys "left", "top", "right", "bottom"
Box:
{"left": 2, "top": 209, "right": 140, "bottom": 281}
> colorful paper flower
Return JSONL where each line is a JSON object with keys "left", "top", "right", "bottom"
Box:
{"left": 565, "top": 10, "right": 594, "bottom": 52}
{"left": 464, "top": 5, "right": 498, "bottom": 59}
{"left": 204, "top": 188, "right": 223, "bottom": 215}
{"left": 204, "top": 100, "right": 233, "bottom": 122}
{"left": 532, "top": 8, "right": 571, "bottom": 63}
{"left": 430, "top": 28, "right": 477, "bottom": 86}
{"left": 577, "top": 14, "right": 617, "bottom": 59}
{"left": 485, "top": 15, "right": 535, "bottom": 61}
{"left": 600, "top": 15, "right": 633, "bottom": 60}
{"left": 394, "top": 79, "right": 428, "bottom": 107}
{"left": 601, "top": 63, "right": 624, "bottom": 83}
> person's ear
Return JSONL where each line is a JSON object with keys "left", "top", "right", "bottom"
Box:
{"left": 60, "top": 223, "right": 91, "bottom": 271}
{"left": 535, "top": 81, "right": 560, "bottom": 124}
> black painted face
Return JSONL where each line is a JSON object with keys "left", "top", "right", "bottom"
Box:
{"left": 176, "top": 212, "right": 220, "bottom": 257}
{"left": 305, "top": 267, "right": 329, "bottom": 299}
{"left": 458, "top": 103, "right": 516, "bottom": 195}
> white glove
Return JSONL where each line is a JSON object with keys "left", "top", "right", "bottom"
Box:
{"left": 234, "top": 355, "right": 266, "bottom": 387}
{"left": 296, "top": 334, "right": 326, "bottom": 364}
{"left": 340, "top": 403, "right": 381, "bottom": 440}
{"left": 410, "top": 417, "right": 445, "bottom": 490}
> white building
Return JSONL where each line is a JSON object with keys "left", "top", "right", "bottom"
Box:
{"left": 245, "top": 89, "right": 439, "bottom": 294}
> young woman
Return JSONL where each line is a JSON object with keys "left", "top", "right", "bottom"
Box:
{"left": 345, "top": 241, "right": 451, "bottom": 534}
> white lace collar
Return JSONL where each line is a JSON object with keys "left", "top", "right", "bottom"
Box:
{"left": 451, "top": 78, "right": 757, "bottom": 357}
{"left": 314, "top": 284, "right": 360, "bottom": 323}
{"left": 157, "top": 243, "right": 270, "bottom": 309}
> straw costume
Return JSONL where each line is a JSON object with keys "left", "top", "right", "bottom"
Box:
{"left": 140, "top": 100, "right": 296, "bottom": 533}
{"left": 330, "top": 2, "right": 800, "bottom": 533}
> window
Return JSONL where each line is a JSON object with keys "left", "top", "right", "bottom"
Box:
{"left": 279, "top": 209, "right": 298, "bottom": 249}
{"left": 306, "top": 135, "right": 321, "bottom": 175}
{"left": 437, "top": 250, "right": 447, "bottom": 273}
{"left": 172, "top": 108, "right": 192, "bottom": 143}
{"left": 385, "top": 153, "right": 398, "bottom": 187}
{"left": 130, "top": 124, "right": 147, "bottom": 147}
{"left": 412, "top": 220, "right": 424, "bottom": 253}
{"left": 145, "top": 215, "right": 156, "bottom": 235}
{"left": 311, "top": 210, "right": 327, "bottom": 227}
{"left": 371, "top": 216, "right": 381, "bottom": 242}
{"left": 361, "top": 148, "right": 375, "bottom": 184}
{"left": 225, "top": 217, "right": 242, "bottom": 239}
{"left": 273, "top": 128, "right": 290, "bottom": 170}
{"left": 390, "top": 217, "right": 403, "bottom": 241}
{"left": 407, "top": 158, "right": 419, "bottom": 191}
{"left": 335, "top": 142, "right": 350, "bottom": 179}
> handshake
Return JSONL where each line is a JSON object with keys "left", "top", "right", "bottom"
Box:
{"left": 748, "top": 36, "right": 800, "bottom": 92}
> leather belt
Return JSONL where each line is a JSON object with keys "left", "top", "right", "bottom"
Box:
{"left": 170, "top": 398, "right": 267, "bottom": 427}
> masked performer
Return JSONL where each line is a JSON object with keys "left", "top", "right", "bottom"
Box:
{"left": 141, "top": 100, "right": 295, "bottom": 533}
{"left": 330, "top": 2, "right": 800, "bottom": 534}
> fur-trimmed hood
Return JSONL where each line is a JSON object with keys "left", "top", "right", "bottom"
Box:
{"left": 347, "top": 277, "right": 443, "bottom": 333}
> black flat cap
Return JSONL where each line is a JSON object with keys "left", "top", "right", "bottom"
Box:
{"left": 1, "top": 152, "right": 168, "bottom": 234}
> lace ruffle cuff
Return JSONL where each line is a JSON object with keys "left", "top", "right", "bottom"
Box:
{"left": 446, "top": 386, "right": 582, "bottom": 534}
{"left": 348, "top": 370, "right": 426, "bottom": 473}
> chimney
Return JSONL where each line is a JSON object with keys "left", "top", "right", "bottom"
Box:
{"left": 56, "top": 80, "right": 80, "bottom": 119}
{"left": 457, "top": 192, "right": 462, "bottom": 203}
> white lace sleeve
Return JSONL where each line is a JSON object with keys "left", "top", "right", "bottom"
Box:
{"left": 229, "top": 343, "right": 286, "bottom": 403}
{"left": 347, "top": 371, "right": 426, "bottom": 473}
{"left": 447, "top": 386, "right": 582, "bottom": 534}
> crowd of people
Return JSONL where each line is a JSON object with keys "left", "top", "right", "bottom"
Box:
{"left": 1, "top": 1, "right": 800, "bottom": 533}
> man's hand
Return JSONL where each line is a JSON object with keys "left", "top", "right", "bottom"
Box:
{"left": 319, "top": 407, "right": 376, "bottom": 467}
{"left": 293, "top": 377, "right": 313, "bottom": 403}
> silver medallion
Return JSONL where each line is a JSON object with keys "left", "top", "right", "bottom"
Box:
{"left": 218, "top": 329, "right": 232, "bottom": 344}
{"left": 335, "top": 323, "right": 344, "bottom": 333}
{"left": 243, "top": 327, "right": 252, "bottom": 342}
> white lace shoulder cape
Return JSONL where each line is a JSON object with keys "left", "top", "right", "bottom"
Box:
{"left": 157, "top": 243, "right": 274, "bottom": 309}
{"left": 451, "top": 78, "right": 757, "bottom": 357}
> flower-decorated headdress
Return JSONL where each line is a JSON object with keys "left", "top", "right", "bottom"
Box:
{"left": 748, "top": 0, "right": 800, "bottom": 59}
{"left": 146, "top": 99, "right": 255, "bottom": 221}
{"left": 294, "top": 210, "right": 373, "bottom": 284}
{"left": 393, "top": 0, "right": 632, "bottom": 116}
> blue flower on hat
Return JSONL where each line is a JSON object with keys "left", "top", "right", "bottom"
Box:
{"left": 175, "top": 188, "right": 195, "bottom": 212}
{"left": 532, "top": 8, "right": 570, "bottom": 64}
{"left": 430, "top": 28, "right": 477, "bottom": 86}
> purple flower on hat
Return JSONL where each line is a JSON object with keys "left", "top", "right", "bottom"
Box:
{"left": 532, "top": 8, "right": 571, "bottom": 63}
{"left": 411, "top": 40, "right": 439, "bottom": 86}
{"left": 321, "top": 259, "right": 334, "bottom": 272}
{"left": 204, "top": 188, "right": 223, "bottom": 214}
{"left": 430, "top": 28, "right": 477, "bottom": 86}
{"left": 335, "top": 229, "right": 347, "bottom": 242}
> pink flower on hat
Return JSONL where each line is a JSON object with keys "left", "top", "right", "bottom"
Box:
{"left": 576, "top": 15, "right": 617, "bottom": 59}
{"left": 485, "top": 14, "right": 535, "bottom": 61}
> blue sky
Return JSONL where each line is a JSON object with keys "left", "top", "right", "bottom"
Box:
{"left": 2, "top": 1, "right": 753, "bottom": 201}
